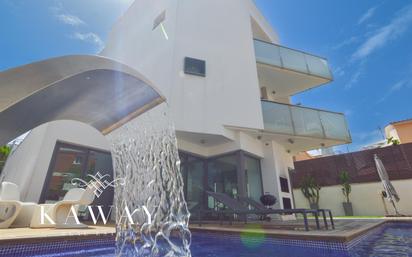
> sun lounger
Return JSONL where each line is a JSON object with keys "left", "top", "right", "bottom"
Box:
{"left": 239, "top": 196, "right": 335, "bottom": 230}
{"left": 30, "top": 186, "right": 96, "bottom": 229}
{"left": 0, "top": 182, "right": 36, "bottom": 229}
{"left": 197, "top": 191, "right": 322, "bottom": 231}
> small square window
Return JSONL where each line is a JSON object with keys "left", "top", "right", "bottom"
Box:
{"left": 282, "top": 197, "right": 292, "bottom": 209}
{"left": 280, "top": 177, "right": 290, "bottom": 193}
{"left": 184, "top": 57, "right": 206, "bottom": 77}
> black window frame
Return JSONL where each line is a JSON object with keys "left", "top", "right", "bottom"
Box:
{"left": 39, "top": 141, "right": 113, "bottom": 204}
{"left": 282, "top": 197, "right": 292, "bottom": 209}
{"left": 184, "top": 57, "right": 206, "bottom": 77}
{"left": 280, "top": 176, "right": 290, "bottom": 193}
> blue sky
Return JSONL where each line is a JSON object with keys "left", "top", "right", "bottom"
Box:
{"left": 1, "top": 0, "right": 411, "bottom": 152}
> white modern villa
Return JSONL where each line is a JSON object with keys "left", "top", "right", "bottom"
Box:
{"left": 0, "top": 0, "right": 351, "bottom": 214}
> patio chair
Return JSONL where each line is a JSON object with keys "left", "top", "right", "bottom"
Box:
{"left": 30, "top": 186, "right": 96, "bottom": 229}
{"left": 198, "top": 191, "right": 321, "bottom": 231}
{"left": 0, "top": 182, "right": 37, "bottom": 229}
{"left": 239, "top": 196, "right": 335, "bottom": 230}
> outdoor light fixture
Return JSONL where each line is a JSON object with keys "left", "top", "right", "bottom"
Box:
{"left": 153, "top": 11, "right": 169, "bottom": 40}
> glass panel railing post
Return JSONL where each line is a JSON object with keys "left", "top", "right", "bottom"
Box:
{"left": 317, "top": 111, "right": 327, "bottom": 139}
{"left": 303, "top": 54, "right": 310, "bottom": 74}
{"left": 278, "top": 45, "right": 285, "bottom": 68}
{"left": 288, "top": 105, "right": 297, "bottom": 136}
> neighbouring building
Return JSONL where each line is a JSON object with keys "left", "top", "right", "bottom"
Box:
{"left": 0, "top": 0, "right": 351, "bottom": 212}
{"left": 359, "top": 118, "right": 412, "bottom": 151}
{"left": 385, "top": 118, "right": 412, "bottom": 144}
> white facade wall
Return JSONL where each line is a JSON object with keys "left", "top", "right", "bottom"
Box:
{"left": 1, "top": 0, "right": 343, "bottom": 214}
{"left": 261, "top": 140, "right": 294, "bottom": 208}
{"left": 101, "top": 0, "right": 296, "bottom": 204}
{"left": 177, "top": 131, "right": 264, "bottom": 158}
{"left": 102, "top": 0, "right": 279, "bottom": 137}
{"left": 293, "top": 179, "right": 412, "bottom": 216}
{"left": 2, "top": 120, "right": 110, "bottom": 203}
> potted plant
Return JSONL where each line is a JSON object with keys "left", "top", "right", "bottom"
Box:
{"left": 0, "top": 145, "right": 11, "bottom": 174}
{"left": 339, "top": 170, "right": 353, "bottom": 216}
{"left": 387, "top": 136, "right": 400, "bottom": 145}
{"left": 300, "top": 175, "right": 321, "bottom": 209}
{"left": 260, "top": 193, "right": 277, "bottom": 209}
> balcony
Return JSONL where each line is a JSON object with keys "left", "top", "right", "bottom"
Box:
{"left": 261, "top": 100, "right": 351, "bottom": 152}
{"left": 254, "top": 39, "right": 333, "bottom": 97}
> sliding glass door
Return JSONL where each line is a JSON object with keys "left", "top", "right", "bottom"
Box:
{"left": 180, "top": 152, "right": 205, "bottom": 212}
{"left": 41, "top": 142, "right": 113, "bottom": 217}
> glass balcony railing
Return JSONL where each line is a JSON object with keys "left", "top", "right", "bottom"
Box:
{"left": 261, "top": 100, "right": 351, "bottom": 142}
{"left": 254, "top": 39, "right": 333, "bottom": 80}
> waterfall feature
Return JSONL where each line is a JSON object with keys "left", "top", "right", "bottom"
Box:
{"left": 107, "top": 104, "right": 192, "bottom": 257}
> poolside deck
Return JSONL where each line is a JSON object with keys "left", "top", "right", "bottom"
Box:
{"left": 0, "top": 218, "right": 408, "bottom": 245}
{"left": 0, "top": 223, "right": 115, "bottom": 245}
{"left": 189, "top": 219, "right": 388, "bottom": 243}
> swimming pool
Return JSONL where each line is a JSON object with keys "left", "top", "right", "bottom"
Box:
{"left": 1, "top": 222, "right": 411, "bottom": 256}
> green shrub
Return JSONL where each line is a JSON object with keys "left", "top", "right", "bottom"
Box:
{"left": 0, "top": 145, "right": 11, "bottom": 173}
{"left": 300, "top": 175, "right": 321, "bottom": 206}
{"left": 339, "top": 170, "right": 351, "bottom": 203}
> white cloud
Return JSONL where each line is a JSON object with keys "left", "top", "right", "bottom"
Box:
{"left": 358, "top": 6, "right": 378, "bottom": 25}
{"left": 72, "top": 32, "right": 104, "bottom": 51}
{"left": 353, "top": 130, "right": 382, "bottom": 141}
{"left": 332, "top": 36, "right": 359, "bottom": 50}
{"left": 50, "top": 3, "right": 85, "bottom": 26}
{"left": 56, "top": 14, "right": 85, "bottom": 26}
{"left": 390, "top": 80, "right": 406, "bottom": 91}
{"left": 344, "top": 62, "right": 365, "bottom": 90}
{"left": 351, "top": 130, "right": 385, "bottom": 151}
{"left": 352, "top": 4, "right": 412, "bottom": 61}
{"left": 50, "top": 4, "right": 104, "bottom": 51}
{"left": 377, "top": 80, "right": 409, "bottom": 103}
{"left": 333, "top": 66, "right": 345, "bottom": 77}
{"left": 344, "top": 109, "right": 352, "bottom": 116}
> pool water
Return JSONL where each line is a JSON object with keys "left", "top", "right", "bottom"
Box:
{"left": 3, "top": 223, "right": 412, "bottom": 257}
{"left": 348, "top": 223, "right": 412, "bottom": 257}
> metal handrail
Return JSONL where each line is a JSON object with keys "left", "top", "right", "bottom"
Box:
{"left": 261, "top": 100, "right": 350, "bottom": 142}
{"left": 254, "top": 38, "right": 329, "bottom": 62}
{"left": 261, "top": 99, "right": 344, "bottom": 116}
{"left": 254, "top": 39, "right": 333, "bottom": 80}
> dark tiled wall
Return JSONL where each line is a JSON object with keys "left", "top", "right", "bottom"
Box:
{"left": 291, "top": 143, "right": 412, "bottom": 188}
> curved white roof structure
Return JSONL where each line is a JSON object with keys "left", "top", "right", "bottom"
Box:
{"left": 0, "top": 55, "right": 165, "bottom": 145}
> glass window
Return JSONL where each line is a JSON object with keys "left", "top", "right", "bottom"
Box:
{"left": 280, "top": 177, "right": 290, "bottom": 193}
{"left": 44, "top": 146, "right": 87, "bottom": 203}
{"left": 86, "top": 150, "right": 114, "bottom": 217}
{"left": 282, "top": 197, "right": 292, "bottom": 209}
{"left": 181, "top": 160, "right": 204, "bottom": 211}
{"left": 184, "top": 57, "right": 206, "bottom": 77}
{"left": 46, "top": 146, "right": 87, "bottom": 203}
{"left": 43, "top": 143, "right": 113, "bottom": 209}
{"left": 208, "top": 155, "right": 238, "bottom": 199}
{"left": 179, "top": 151, "right": 263, "bottom": 211}
{"left": 244, "top": 156, "right": 263, "bottom": 202}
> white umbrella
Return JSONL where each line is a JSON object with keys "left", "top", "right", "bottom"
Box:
{"left": 374, "top": 154, "right": 400, "bottom": 216}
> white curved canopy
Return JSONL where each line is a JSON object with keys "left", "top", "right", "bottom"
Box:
{"left": 0, "top": 55, "right": 165, "bottom": 145}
